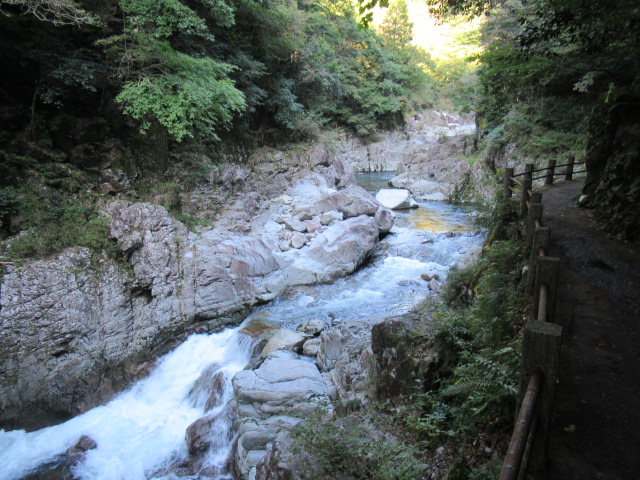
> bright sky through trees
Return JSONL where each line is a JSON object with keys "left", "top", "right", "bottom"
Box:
{"left": 371, "top": 0, "right": 485, "bottom": 61}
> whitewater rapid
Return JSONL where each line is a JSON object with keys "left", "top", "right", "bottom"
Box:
{"left": 0, "top": 329, "right": 254, "bottom": 480}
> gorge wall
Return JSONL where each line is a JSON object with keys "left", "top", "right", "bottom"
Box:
{"left": 0, "top": 144, "right": 392, "bottom": 430}
{"left": 581, "top": 97, "right": 640, "bottom": 239}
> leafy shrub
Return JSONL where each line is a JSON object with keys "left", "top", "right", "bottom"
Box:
{"left": 3, "top": 187, "right": 119, "bottom": 261}
{"left": 291, "top": 411, "right": 425, "bottom": 480}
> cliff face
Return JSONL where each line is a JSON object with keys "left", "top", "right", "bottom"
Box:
{"left": 0, "top": 144, "right": 393, "bottom": 430}
{"left": 582, "top": 98, "right": 640, "bottom": 239}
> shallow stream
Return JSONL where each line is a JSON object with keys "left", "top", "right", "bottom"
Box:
{"left": 0, "top": 174, "right": 484, "bottom": 480}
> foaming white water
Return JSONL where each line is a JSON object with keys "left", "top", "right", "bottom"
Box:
{"left": 0, "top": 329, "right": 254, "bottom": 480}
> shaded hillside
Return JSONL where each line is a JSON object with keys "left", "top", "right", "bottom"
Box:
{"left": 0, "top": 0, "right": 438, "bottom": 260}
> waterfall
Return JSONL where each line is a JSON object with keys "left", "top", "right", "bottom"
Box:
{"left": 0, "top": 329, "right": 256, "bottom": 480}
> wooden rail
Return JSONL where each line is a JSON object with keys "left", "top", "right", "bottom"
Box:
{"left": 499, "top": 169, "right": 569, "bottom": 480}
{"left": 503, "top": 156, "right": 586, "bottom": 208}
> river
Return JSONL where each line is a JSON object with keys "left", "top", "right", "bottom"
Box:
{"left": 0, "top": 173, "right": 484, "bottom": 480}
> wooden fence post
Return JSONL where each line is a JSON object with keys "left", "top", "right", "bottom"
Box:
{"left": 518, "top": 320, "right": 563, "bottom": 477}
{"left": 504, "top": 167, "right": 515, "bottom": 198}
{"left": 564, "top": 155, "right": 575, "bottom": 181}
{"left": 544, "top": 159, "right": 556, "bottom": 186}
{"left": 533, "top": 256, "right": 560, "bottom": 323}
{"left": 526, "top": 202, "right": 544, "bottom": 252}
{"left": 527, "top": 227, "right": 551, "bottom": 295}
{"left": 520, "top": 164, "right": 533, "bottom": 218}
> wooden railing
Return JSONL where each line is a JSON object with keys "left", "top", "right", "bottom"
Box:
{"left": 503, "top": 155, "right": 586, "bottom": 220}
{"left": 497, "top": 161, "right": 584, "bottom": 479}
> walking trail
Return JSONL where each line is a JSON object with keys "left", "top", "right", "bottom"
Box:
{"left": 537, "top": 180, "right": 640, "bottom": 480}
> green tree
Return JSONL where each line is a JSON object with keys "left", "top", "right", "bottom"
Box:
{"left": 0, "top": 0, "right": 99, "bottom": 25}
{"left": 379, "top": 0, "right": 413, "bottom": 46}
{"left": 104, "top": 0, "right": 246, "bottom": 141}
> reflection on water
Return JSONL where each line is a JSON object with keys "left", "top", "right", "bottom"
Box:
{"left": 355, "top": 171, "right": 395, "bottom": 193}
{"left": 395, "top": 201, "right": 479, "bottom": 233}
{"left": 355, "top": 171, "right": 481, "bottom": 234}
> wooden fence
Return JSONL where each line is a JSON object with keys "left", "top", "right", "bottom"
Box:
{"left": 498, "top": 157, "right": 585, "bottom": 480}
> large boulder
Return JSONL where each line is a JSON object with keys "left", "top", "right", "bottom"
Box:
{"left": 315, "top": 184, "right": 381, "bottom": 219}
{"left": 375, "top": 188, "right": 418, "bottom": 210}
{"left": 260, "top": 329, "right": 309, "bottom": 357}
{"left": 284, "top": 215, "right": 379, "bottom": 286}
{"left": 233, "top": 351, "right": 330, "bottom": 479}
{"left": 371, "top": 314, "right": 440, "bottom": 399}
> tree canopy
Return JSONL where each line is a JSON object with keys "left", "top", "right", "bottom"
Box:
{"left": 0, "top": 0, "right": 438, "bottom": 149}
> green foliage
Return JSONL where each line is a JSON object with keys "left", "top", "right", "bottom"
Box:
{"left": 115, "top": 38, "right": 245, "bottom": 141}
{"left": 291, "top": 411, "right": 425, "bottom": 480}
{"left": 379, "top": 0, "right": 413, "bottom": 46}
{"left": 1, "top": 181, "right": 119, "bottom": 261}
{"left": 425, "top": 0, "right": 496, "bottom": 19}
{"left": 107, "top": 0, "right": 246, "bottom": 142}
{"left": 0, "top": 187, "right": 19, "bottom": 223}
{"left": 0, "top": 0, "right": 100, "bottom": 25}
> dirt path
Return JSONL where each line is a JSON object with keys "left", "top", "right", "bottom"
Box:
{"left": 535, "top": 180, "right": 640, "bottom": 480}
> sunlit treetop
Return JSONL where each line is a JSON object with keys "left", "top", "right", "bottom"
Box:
{"left": 358, "top": 0, "right": 496, "bottom": 26}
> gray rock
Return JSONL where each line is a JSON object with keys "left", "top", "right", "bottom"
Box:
{"left": 186, "top": 411, "right": 231, "bottom": 455}
{"left": 315, "top": 184, "right": 380, "bottom": 219}
{"left": 260, "top": 329, "right": 308, "bottom": 357}
{"left": 319, "top": 210, "right": 343, "bottom": 225}
{"left": 188, "top": 363, "right": 226, "bottom": 410}
{"left": 233, "top": 355, "right": 328, "bottom": 408}
{"left": 283, "top": 217, "right": 306, "bottom": 232}
{"left": 375, "top": 189, "right": 418, "bottom": 210}
{"left": 289, "top": 232, "right": 307, "bottom": 249}
{"left": 274, "top": 195, "right": 294, "bottom": 205}
{"left": 294, "top": 210, "right": 314, "bottom": 221}
{"left": 302, "top": 338, "right": 321, "bottom": 357}
{"left": 284, "top": 215, "right": 379, "bottom": 286}
{"left": 374, "top": 206, "right": 395, "bottom": 234}
{"left": 296, "top": 319, "right": 325, "bottom": 335}
{"left": 302, "top": 219, "right": 322, "bottom": 233}
{"left": 233, "top": 353, "right": 329, "bottom": 479}
{"left": 371, "top": 314, "right": 439, "bottom": 398}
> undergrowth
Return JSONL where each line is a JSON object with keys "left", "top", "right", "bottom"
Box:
{"left": 0, "top": 172, "right": 120, "bottom": 264}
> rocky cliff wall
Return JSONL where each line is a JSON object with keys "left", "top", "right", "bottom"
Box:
{"left": 0, "top": 144, "right": 393, "bottom": 430}
{"left": 581, "top": 98, "right": 640, "bottom": 239}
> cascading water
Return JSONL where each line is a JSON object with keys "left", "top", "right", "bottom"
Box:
{"left": 0, "top": 173, "right": 485, "bottom": 479}
{"left": 0, "top": 330, "right": 256, "bottom": 480}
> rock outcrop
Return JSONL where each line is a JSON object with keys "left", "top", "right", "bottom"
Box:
{"left": 232, "top": 350, "right": 330, "bottom": 479}
{"left": 581, "top": 97, "right": 640, "bottom": 238}
{"left": 0, "top": 145, "right": 393, "bottom": 429}
{"left": 343, "top": 110, "right": 478, "bottom": 202}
